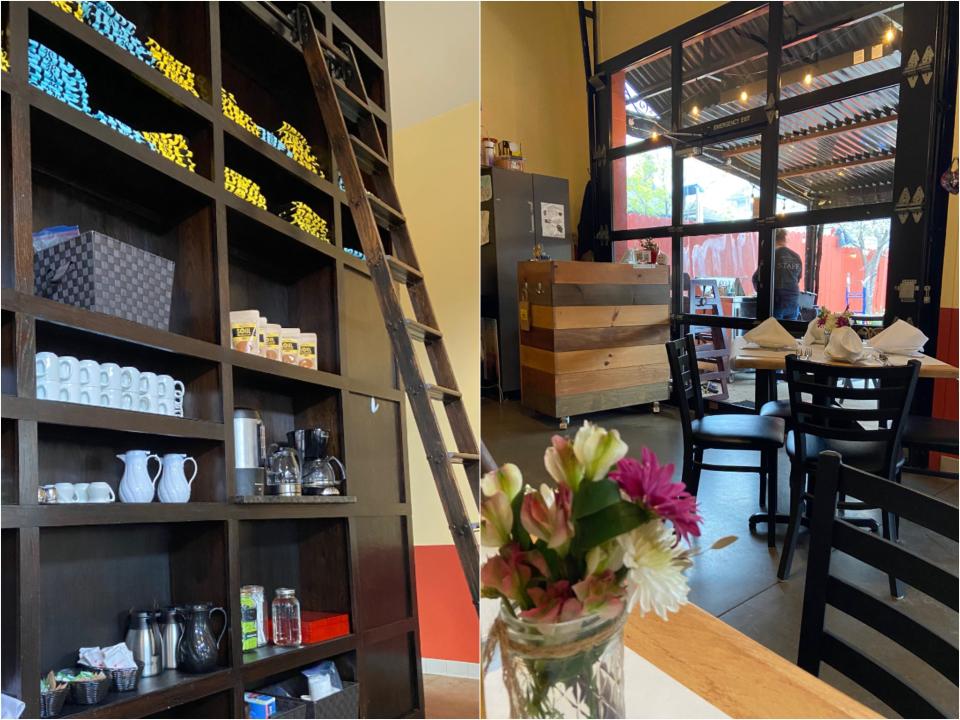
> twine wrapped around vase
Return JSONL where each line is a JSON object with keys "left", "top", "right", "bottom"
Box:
{"left": 481, "top": 609, "right": 627, "bottom": 719}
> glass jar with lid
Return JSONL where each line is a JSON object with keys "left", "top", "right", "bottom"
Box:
{"left": 271, "top": 587, "right": 302, "bottom": 646}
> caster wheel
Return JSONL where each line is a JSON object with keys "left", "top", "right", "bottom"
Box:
{"left": 559, "top": 416, "right": 570, "bottom": 430}
{"left": 652, "top": 401, "right": 661, "bottom": 414}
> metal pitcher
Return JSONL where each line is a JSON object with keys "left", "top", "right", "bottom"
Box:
{"left": 124, "top": 610, "right": 163, "bottom": 677}
{"left": 159, "top": 607, "right": 184, "bottom": 671}
{"left": 177, "top": 603, "right": 227, "bottom": 674}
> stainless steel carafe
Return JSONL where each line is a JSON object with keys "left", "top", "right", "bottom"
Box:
{"left": 159, "top": 607, "right": 183, "bottom": 671}
{"left": 233, "top": 408, "right": 266, "bottom": 496}
{"left": 124, "top": 610, "right": 163, "bottom": 677}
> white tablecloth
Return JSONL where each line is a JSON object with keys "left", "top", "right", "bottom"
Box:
{"left": 483, "top": 645, "right": 729, "bottom": 719}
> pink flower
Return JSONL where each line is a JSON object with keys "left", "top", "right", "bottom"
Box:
{"left": 520, "top": 484, "right": 574, "bottom": 555}
{"left": 573, "top": 570, "right": 626, "bottom": 621}
{"left": 520, "top": 581, "right": 583, "bottom": 623}
{"left": 522, "top": 548, "right": 551, "bottom": 578}
{"left": 610, "top": 448, "right": 702, "bottom": 543}
{"left": 481, "top": 544, "right": 532, "bottom": 603}
{"left": 544, "top": 435, "right": 585, "bottom": 491}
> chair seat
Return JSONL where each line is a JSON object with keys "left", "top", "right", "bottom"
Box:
{"left": 760, "top": 399, "right": 792, "bottom": 420}
{"left": 692, "top": 414, "right": 785, "bottom": 449}
{"left": 786, "top": 431, "right": 903, "bottom": 475}
{"left": 902, "top": 416, "right": 959, "bottom": 453}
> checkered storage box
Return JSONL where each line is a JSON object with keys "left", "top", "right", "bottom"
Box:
{"left": 34, "top": 231, "right": 175, "bottom": 330}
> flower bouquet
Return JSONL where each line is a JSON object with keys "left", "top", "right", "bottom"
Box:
{"left": 481, "top": 423, "right": 704, "bottom": 719}
{"left": 816, "top": 306, "right": 852, "bottom": 334}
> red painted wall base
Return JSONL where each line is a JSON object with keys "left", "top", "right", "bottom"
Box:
{"left": 932, "top": 306, "right": 959, "bottom": 469}
{"left": 414, "top": 545, "right": 479, "bottom": 663}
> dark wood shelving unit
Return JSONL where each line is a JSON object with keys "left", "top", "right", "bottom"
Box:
{"left": 1, "top": 3, "right": 424, "bottom": 718}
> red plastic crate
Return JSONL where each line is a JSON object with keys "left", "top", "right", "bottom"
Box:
{"left": 265, "top": 611, "right": 350, "bottom": 646}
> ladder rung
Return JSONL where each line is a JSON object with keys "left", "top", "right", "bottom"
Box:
{"left": 350, "top": 134, "right": 390, "bottom": 174}
{"left": 367, "top": 193, "right": 406, "bottom": 229}
{"left": 425, "top": 383, "right": 461, "bottom": 402}
{"left": 404, "top": 319, "right": 442, "bottom": 343}
{"left": 385, "top": 255, "right": 423, "bottom": 285}
{"left": 448, "top": 451, "right": 480, "bottom": 465}
{"left": 334, "top": 80, "right": 370, "bottom": 123}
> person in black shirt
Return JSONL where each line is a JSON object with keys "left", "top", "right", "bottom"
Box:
{"left": 752, "top": 229, "right": 803, "bottom": 320}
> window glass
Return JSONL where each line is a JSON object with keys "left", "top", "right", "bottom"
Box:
{"left": 681, "top": 7, "right": 769, "bottom": 127}
{"left": 611, "top": 147, "right": 672, "bottom": 230}
{"left": 777, "top": 87, "right": 898, "bottom": 212}
{"left": 682, "top": 134, "right": 761, "bottom": 223}
{"left": 611, "top": 49, "right": 672, "bottom": 147}
{"left": 781, "top": 2, "right": 903, "bottom": 99}
{"left": 774, "top": 219, "right": 890, "bottom": 320}
{"left": 682, "top": 232, "right": 759, "bottom": 319}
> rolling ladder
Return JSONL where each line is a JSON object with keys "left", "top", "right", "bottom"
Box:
{"left": 292, "top": 5, "right": 481, "bottom": 610}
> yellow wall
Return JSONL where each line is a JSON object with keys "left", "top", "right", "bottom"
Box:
{"left": 596, "top": 1, "right": 723, "bottom": 62}
{"left": 386, "top": 2, "right": 480, "bottom": 547}
{"left": 481, "top": 1, "right": 589, "bottom": 231}
{"left": 944, "top": 98, "right": 959, "bottom": 312}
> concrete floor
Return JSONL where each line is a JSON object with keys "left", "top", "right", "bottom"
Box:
{"left": 481, "top": 399, "right": 959, "bottom": 719}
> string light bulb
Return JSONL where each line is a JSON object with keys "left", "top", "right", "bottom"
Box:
{"left": 691, "top": 105, "right": 700, "bottom": 117}
{"left": 651, "top": 131, "right": 659, "bottom": 140}
{"left": 739, "top": 90, "right": 748, "bottom": 102}
{"left": 884, "top": 28, "right": 895, "bottom": 43}
{"left": 803, "top": 72, "right": 813, "bottom": 86}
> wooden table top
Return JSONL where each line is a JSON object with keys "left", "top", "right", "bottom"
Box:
{"left": 626, "top": 603, "right": 880, "bottom": 718}
{"left": 730, "top": 336, "right": 960, "bottom": 380}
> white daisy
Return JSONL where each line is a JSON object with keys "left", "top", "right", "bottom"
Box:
{"left": 618, "top": 521, "right": 691, "bottom": 620}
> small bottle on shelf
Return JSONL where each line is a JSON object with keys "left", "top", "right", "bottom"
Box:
{"left": 271, "top": 587, "right": 302, "bottom": 646}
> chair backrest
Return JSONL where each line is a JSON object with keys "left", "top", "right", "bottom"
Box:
{"left": 665, "top": 335, "right": 704, "bottom": 438}
{"left": 784, "top": 355, "right": 920, "bottom": 479}
{"left": 798, "top": 451, "right": 959, "bottom": 718}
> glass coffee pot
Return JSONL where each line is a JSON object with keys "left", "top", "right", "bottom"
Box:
{"left": 266, "top": 443, "right": 301, "bottom": 496}
{"left": 287, "top": 428, "right": 346, "bottom": 495}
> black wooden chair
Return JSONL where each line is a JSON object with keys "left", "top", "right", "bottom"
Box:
{"left": 798, "top": 451, "right": 958, "bottom": 718}
{"left": 665, "top": 335, "right": 786, "bottom": 546}
{"left": 901, "top": 416, "right": 959, "bottom": 479}
{"left": 777, "top": 356, "right": 920, "bottom": 597}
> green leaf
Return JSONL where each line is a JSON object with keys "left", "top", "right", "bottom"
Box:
{"left": 511, "top": 491, "right": 532, "bottom": 550}
{"left": 571, "top": 502, "right": 652, "bottom": 555}
{"left": 572, "top": 479, "right": 622, "bottom": 519}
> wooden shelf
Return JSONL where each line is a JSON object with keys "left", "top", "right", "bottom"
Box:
{"left": 28, "top": 2, "right": 215, "bottom": 123}
{"left": 241, "top": 634, "right": 357, "bottom": 682}
{"left": 62, "top": 668, "right": 233, "bottom": 719}
{"left": 28, "top": 87, "right": 216, "bottom": 205}
{"left": 2, "top": 290, "right": 222, "bottom": 363}
{"left": 3, "top": 2, "right": 420, "bottom": 717}
{"left": 226, "top": 350, "right": 343, "bottom": 389}
{"left": 2, "top": 396, "right": 224, "bottom": 440}
{"left": 223, "top": 120, "right": 343, "bottom": 201}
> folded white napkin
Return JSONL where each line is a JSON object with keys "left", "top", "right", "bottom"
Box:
{"left": 824, "top": 326, "right": 864, "bottom": 363}
{"left": 802, "top": 318, "right": 826, "bottom": 345}
{"left": 868, "top": 319, "right": 928, "bottom": 355}
{"left": 743, "top": 317, "right": 796, "bottom": 349}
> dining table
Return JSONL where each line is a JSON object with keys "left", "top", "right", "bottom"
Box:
{"left": 482, "top": 601, "right": 880, "bottom": 718}
{"left": 729, "top": 335, "right": 960, "bottom": 410}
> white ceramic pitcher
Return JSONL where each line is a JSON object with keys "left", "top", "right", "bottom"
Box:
{"left": 117, "top": 450, "right": 161, "bottom": 503}
{"left": 158, "top": 453, "right": 197, "bottom": 503}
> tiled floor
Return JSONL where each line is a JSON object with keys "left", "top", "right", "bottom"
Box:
{"left": 423, "top": 674, "right": 479, "bottom": 718}
{"left": 481, "top": 399, "right": 959, "bottom": 718}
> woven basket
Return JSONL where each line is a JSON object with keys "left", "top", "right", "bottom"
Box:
{"left": 108, "top": 662, "right": 142, "bottom": 693}
{"left": 39, "top": 686, "right": 68, "bottom": 718}
{"left": 62, "top": 671, "right": 111, "bottom": 705}
{"left": 79, "top": 660, "right": 142, "bottom": 693}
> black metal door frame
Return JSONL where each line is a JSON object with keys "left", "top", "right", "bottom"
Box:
{"left": 592, "top": 1, "right": 958, "bottom": 412}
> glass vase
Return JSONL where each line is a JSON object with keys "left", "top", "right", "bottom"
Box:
{"left": 500, "top": 605, "right": 627, "bottom": 719}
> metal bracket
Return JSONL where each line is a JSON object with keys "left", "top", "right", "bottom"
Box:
{"left": 588, "top": 74, "right": 606, "bottom": 91}
{"left": 904, "top": 46, "right": 935, "bottom": 88}
{"left": 592, "top": 144, "right": 607, "bottom": 161}
{"left": 895, "top": 278, "right": 918, "bottom": 302}
{"left": 923, "top": 285, "right": 932, "bottom": 304}
{"left": 894, "top": 187, "right": 924, "bottom": 224}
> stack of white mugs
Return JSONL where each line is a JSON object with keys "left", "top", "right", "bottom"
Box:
{"left": 35, "top": 352, "right": 186, "bottom": 416}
